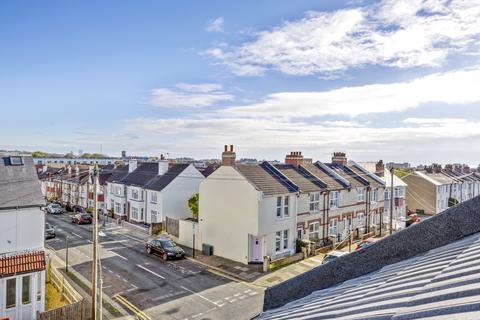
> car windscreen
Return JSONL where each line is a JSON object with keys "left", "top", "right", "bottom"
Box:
{"left": 160, "top": 240, "right": 175, "bottom": 248}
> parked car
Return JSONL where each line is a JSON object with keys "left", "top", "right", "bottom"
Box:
{"left": 71, "top": 205, "right": 85, "bottom": 213}
{"left": 322, "top": 251, "right": 348, "bottom": 264}
{"left": 45, "top": 223, "right": 56, "bottom": 239}
{"left": 145, "top": 238, "right": 185, "bottom": 260}
{"left": 355, "top": 238, "right": 378, "bottom": 251}
{"left": 72, "top": 213, "right": 93, "bottom": 225}
{"left": 46, "top": 203, "right": 65, "bottom": 214}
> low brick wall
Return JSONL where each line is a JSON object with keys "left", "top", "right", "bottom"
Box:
{"left": 263, "top": 196, "right": 480, "bottom": 311}
{"left": 269, "top": 253, "right": 304, "bottom": 271}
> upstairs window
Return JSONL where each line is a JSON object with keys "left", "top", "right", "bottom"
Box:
{"left": 131, "top": 190, "right": 139, "bottom": 200}
{"left": 151, "top": 192, "right": 157, "bottom": 203}
{"left": 309, "top": 193, "right": 320, "bottom": 212}
{"left": 329, "top": 191, "right": 339, "bottom": 209}
{"left": 276, "top": 196, "right": 290, "bottom": 218}
{"left": 276, "top": 196, "right": 282, "bottom": 218}
{"left": 4, "top": 156, "right": 24, "bottom": 166}
{"left": 283, "top": 196, "right": 289, "bottom": 217}
{"left": 370, "top": 188, "right": 378, "bottom": 202}
{"left": 357, "top": 188, "right": 365, "bottom": 202}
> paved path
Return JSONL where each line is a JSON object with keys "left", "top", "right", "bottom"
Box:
{"left": 46, "top": 212, "right": 264, "bottom": 320}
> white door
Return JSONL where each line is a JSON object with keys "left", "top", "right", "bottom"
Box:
{"left": 250, "top": 235, "right": 263, "bottom": 262}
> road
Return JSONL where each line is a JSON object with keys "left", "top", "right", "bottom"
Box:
{"left": 46, "top": 212, "right": 264, "bottom": 320}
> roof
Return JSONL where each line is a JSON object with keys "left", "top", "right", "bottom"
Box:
{"left": 121, "top": 162, "right": 159, "bottom": 187}
{"left": 0, "top": 155, "right": 45, "bottom": 209}
{"left": 261, "top": 196, "right": 480, "bottom": 314}
{"left": 300, "top": 163, "right": 345, "bottom": 190}
{"left": 144, "top": 164, "right": 189, "bottom": 191}
{"left": 384, "top": 169, "right": 408, "bottom": 187}
{"left": 106, "top": 165, "right": 130, "bottom": 183}
{"left": 260, "top": 232, "right": 480, "bottom": 320}
{"left": 0, "top": 251, "right": 46, "bottom": 277}
{"left": 325, "top": 163, "right": 366, "bottom": 188}
{"left": 273, "top": 164, "right": 325, "bottom": 192}
{"left": 414, "top": 171, "right": 455, "bottom": 186}
{"left": 236, "top": 162, "right": 297, "bottom": 196}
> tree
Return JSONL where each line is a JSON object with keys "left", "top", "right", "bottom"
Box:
{"left": 64, "top": 151, "right": 75, "bottom": 159}
{"left": 448, "top": 197, "right": 459, "bottom": 207}
{"left": 31, "top": 151, "right": 49, "bottom": 157}
{"left": 188, "top": 193, "right": 199, "bottom": 221}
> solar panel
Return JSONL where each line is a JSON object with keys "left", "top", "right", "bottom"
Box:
{"left": 261, "top": 161, "right": 299, "bottom": 192}
{"left": 342, "top": 165, "right": 370, "bottom": 186}
{"left": 349, "top": 160, "right": 386, "bottom": 185}
{"left": 315, "top": 162, "right": 350, "bottom": 188}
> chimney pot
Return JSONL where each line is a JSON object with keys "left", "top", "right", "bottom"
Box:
{"left": 230, "top": 145, "right": 234, "bottom": 152}
{"left": 285, "top": 151, "right": 304, "bottom": 167}
{"left": 224, "top": 145, "right": 228, "bottom": 152}
{"left": 222, "top": 145, "right": 236, "bottom": 166}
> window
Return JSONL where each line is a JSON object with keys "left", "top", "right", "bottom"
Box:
{"left": 309, "top": 193, "right": 320, "bottom": 212}
{"left": 110, "top": 200, "right": 114, "bottom": 210}
{"left": 131, "top": 190, "right": 139, "bottom": 200}
{"left": 329, "top": 191, "right": 339, "bottom": 209}
{"left": 297, "top": 227, "right": 303, "bottom": 240}
{"left": 372, "top": 212, "right": 377, "bottom": 225}
{"left": 276, "top": 197, "right": 282, "bottom": 218}
{"left": 309, "top": 222, "right": 320, "bottom": 241}
{"left": 384, "top": 189, "right": 391, "bottom": 201}
{"left": 151, "top": 192, "right": 157, "bottom": 203}
{"left": 329, "top": 219, "right": 338, "bottom": 236}
{"left": 37, "top": 274, "right": 42, "bottom": 301}
{"left": 275, "top": 231, "right": 281, "bottom": 252}
{"left": 394, "top": 187, "right": 404, "bottom": 198}
{"left": 357, "top": 188, "right": 365, "bottom": 202}
{"left": 283, "top": 230, "right": 289, "bottom": 249}
{"left": 115, "top": 202, "right": 122, "bottom": 214}
{"left": 370, "top": 189, "right": 378, "bottom": 202}
{"left": 6, "top": 278, "right": 16, "bottom": 308}
{"left": 132, "top": 207, "right": 139, "bottom": 220}
{"left": 283, "top": 196, "right": 289, "bottom": 217}
{"left": 7, "top": 156, "right": 24, "bottom": 166}
{"left": 357, "top": 213, "right": 364, "bottom": 226}
{"left": 22, "top": 276, "right": 31, "bottom": 305}
{"left": 151, "top": 210, "right": 158, "bottom": 223}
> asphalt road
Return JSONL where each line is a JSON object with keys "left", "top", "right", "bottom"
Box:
{"left": 46, "top": 212, "right": 264, "bottom": 320}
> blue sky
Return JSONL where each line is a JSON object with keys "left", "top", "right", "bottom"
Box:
{"left": 1, "top": 0, "right": 480, "bottom": 165}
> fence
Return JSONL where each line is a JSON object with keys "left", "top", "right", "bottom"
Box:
{"left": 37, "top": 300, "right": 85, "bottom": 320}
{"left": 37, "top": 257, "right": 86, "bottom": 320}
{"left": 165, "top": 217, "right": 179, "bottom": 237}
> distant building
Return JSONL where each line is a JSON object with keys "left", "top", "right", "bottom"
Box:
{"left": 0, "top": 154, "right": 46, "bottom": 319}
{"left": 33, "top": 157, "right": 118, "bottom": 166}
{"left": 386, "top": 162, "right": 411, "bottom": 169}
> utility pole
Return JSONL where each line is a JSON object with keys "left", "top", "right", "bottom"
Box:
{"left": 389, "top": 167, "right": 394, "bottom": 235}
{"left": 91, "top": 164, "right": 99, "bottom": 320}
{"left": 65, "top": 236, "right": 69, "bottom": 273}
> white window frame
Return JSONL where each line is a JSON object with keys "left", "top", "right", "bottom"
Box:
{"left": 114, "top": 202, "right": 122, "bottom": 214}
{"left": 132, "top": 207, "right": 139, "bottom": 220}
{"left": 276, "top": 196, "right": 282, "bottom": 218}
{"left": 309, "top": 222, "right": 320, "bottom": 241}
{"left": 151, "top": 191, "right": 157, "bottom": 203}
{"left": 356, "top": 188, "right": 365, "bottom": 202}
{"left": 309, "top": 193, "right": 320, "bottom": 212}
{"left": 131, "top": 189, "right": 139, "bottom": 200}
{"left": 329, "top": 218, "right": 338, "bottom": 236}
{"left": 357, "top": 213, "right": 364, "bottom": 227}
{"left": 276, "top": 195, "right": 290, "bottom": 219}
{"left": 370, "top": 188, "right": 378, "bottom": 202}
{"left": 275, "top": 231, "right": 281, "bottom": 252}
{"left": 283, "top": 230, "right": 289, "bottom": 250}
{"left": 329, "top": 191, "right": 339, "bottom": 209}
{"left": 283, "top": 196, "right": 289, "bottom": 217}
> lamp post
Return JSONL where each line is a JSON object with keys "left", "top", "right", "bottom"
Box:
{"left": 192, "top": 221, "right": 196, "bottom": 259}
{"left": 389, "top": 167, "right": 394, "bottom": 235}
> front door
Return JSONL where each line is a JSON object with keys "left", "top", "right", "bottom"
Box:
{"left": 250, "top": 235, "right": 263, "bottom": 263}
{"left": 347, "top": 216, "right": 352, "bottom": 232}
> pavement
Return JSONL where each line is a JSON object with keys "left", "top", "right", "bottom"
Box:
{"left": 46, "top": 212, "right": 264, "bottom": 320}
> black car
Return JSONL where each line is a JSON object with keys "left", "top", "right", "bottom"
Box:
{"left": 45, "top": 223, "right": 56, "bottom": 239}
{"left": 145, "top": 238, "right": 185, "bottom": 260}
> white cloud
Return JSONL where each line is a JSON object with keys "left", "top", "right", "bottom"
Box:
{"left": 403, "top": 118, "right": 467, "bottom": 125}
{"left": 222, "top": 67, "right": 480, "bottom": 118}
{"left": 206, "top": 17, "right": 224, "bottom": 32}
{"left": 207, "top": 0, "right": 480, "bottom": 76}
{"left": 149, "top": 83, "right": 234, "bottom": 108}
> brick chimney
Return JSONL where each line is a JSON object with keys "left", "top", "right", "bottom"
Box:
{"left": 432, "top": 163, "right": 442, "bottom": 173}
{"left": 128, "top": 159, "right": 138, "bottom": 173}
{"left": 222, "top": 145, "right": 236, "bottom": 166}
{"left": 445, "top": 164, "right": 453, "bottom": 172}
{"left": 375, "top": 160, "right": 384, "bottom": 177}
{"left": 285, "top": 151, "right": 304, "bottom": 167}
{"left": 464, "top": 165, "right": 471, "bottom": 174}
{"left": 332, "top": 152, "right": 347, "bottom": 166}
{"left": 158, "top": 154, "right": 169, "bottom": 175}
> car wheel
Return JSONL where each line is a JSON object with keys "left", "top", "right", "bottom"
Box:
{"left": 147, "top": 247, "right": 152, "bottom": 254}
{"left": 162, "top": 253, "right": 168, "bottom": 261}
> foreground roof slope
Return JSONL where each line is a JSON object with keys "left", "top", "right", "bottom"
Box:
{"left": 259, "top": 232, "right": 480, "bottom": 319}
{"left": 236, "top": 163, "right": 296, "bottom": 196}
{"left": 261, "top": 196, "right": 480, "bottom": 314}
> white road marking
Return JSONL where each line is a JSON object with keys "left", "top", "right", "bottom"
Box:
{"left": 136, "top": 265, "right": 165, "bottom": 279}
{"left": 111, "top": 252, "right": 128, "bottom": 261}
{"left": 71, "top": 232, "right": 83, "bottom": 239}
{"left": 191, "top": 313, "right": 203, "bottom": 319}
{"left": 122, "top": 278, "right": 128, "bottom": 283}
{"left": 87, "top": 240, "right": 93, "bottom": 243}
{"left": 224, "top": 296, "right": 231, "bottom": 300}
{"left": 100, "top": 239, "right": 128, "bottom": 245}
{"left": 244, "top": 289, "right": 252, "bottom": 293}
{"left": 238, "top": 295, "right": 246, "bottom": 299}
{"left": 234, "top": 293, "right": 241, "bottom": 297}
{"left": 229, "top": 298, "right": 237, "bottom": 303}
{"left": 180, "top": 286, "right": 221, "bottom": 307}
{"left": 249, "top": 291, "right": 258, "bottom": 296}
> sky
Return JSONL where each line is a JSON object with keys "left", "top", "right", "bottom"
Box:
{"left": 1, "top": 0, "right": 480, "bottom": 165}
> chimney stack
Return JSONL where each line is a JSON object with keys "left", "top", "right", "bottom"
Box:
{"left": 222, "top": 145, "right": 236, "bottom": 166}
{"left": 128, "top": 159, "right": 138, "bottom": 173}
{"left": 158, "top": 154, "right": 169, "bottom": 175}
{"left": 375, "top": 160, "right": 384, "bottom": 177}
{"left": 445, "top": 164, "right": 453, "bottom": 172}
{"left": 285, "top": 151, "right": 304, "bottom": 167}
{"left": 332, "top": 152, "right": 347, "bottom": 166}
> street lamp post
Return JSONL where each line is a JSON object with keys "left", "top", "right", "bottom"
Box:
{"left": 65, "top": 235, "right": 69, "bottom": 273}
{"left": 192, "top": 221, "right": 196, "bottom": 259}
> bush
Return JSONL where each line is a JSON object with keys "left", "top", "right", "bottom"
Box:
{"left": 448, "top": 197, "right": 459, "bottom": 207}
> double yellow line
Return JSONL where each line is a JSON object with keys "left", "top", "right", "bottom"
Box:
{"left": 113, "top": 294, "right": 151, "bottom": 320}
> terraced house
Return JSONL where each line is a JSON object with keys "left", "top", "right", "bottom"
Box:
{"left": 105, "top": 158, "right": 204, "bottom": 225}
{"left": 198, "top": 147, "right": 385, "bottom": 265}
